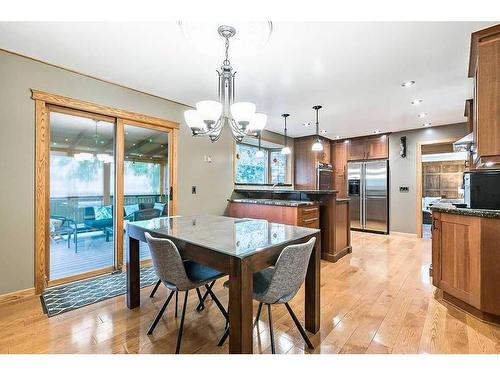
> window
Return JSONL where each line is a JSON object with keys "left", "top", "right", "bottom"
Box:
{"left": 235, "top": 144, "right": 268, "bottom": 184}
{"left": 124, "top": 161, "right": 161, "bottom": 195}
{"left": 235, "top": 143, "right": 288, "bottom": 184}
{"left": 270, "top": 150, "right": 287, "bottom": 184}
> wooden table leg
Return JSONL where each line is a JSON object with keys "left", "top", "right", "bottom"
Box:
{"left": 228, "top": 257, "right": 253, "bottom": 354}
{"left": 127, "top": 236, "right": 140, "bottom": 309}
{"left": 305, "top": 233, "right": 320, "bottom": 333}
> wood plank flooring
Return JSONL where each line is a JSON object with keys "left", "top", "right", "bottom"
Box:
{"left": 1, "top": 231, "right": 499, "bottom": 354}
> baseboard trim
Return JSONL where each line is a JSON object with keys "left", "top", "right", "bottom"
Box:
{"left": 390, "top": 231, "right": 417, "bottom": 238}
{"left": 0, "top": 287, "right": 36, "bottom": 305}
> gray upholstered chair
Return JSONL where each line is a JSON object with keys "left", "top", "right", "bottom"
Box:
{"left": 218, "top": 237, "right": 316, "bottom": 354}
{"left": 145, "top": 233, "right": 228, "bottom": 354}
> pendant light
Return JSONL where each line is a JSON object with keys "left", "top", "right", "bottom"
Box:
{"left": 255, "top": 132, "right": 264, "bottom": 158}
{"left": 311, "top": 105, "right": 323, "bottom": 152}
{"left": 281, "top": 113, "right": 291, "bottom": 155}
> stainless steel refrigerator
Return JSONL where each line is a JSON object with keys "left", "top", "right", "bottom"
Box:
{"left": 347, "top": 160, "right": 389, "bottom": 234}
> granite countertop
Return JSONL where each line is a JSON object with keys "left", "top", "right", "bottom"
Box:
{"left": 234, "top": 188, "right": 337, "bottom": 195}
{"left": 229, "top": 198, "right": 316, "bottom": 207}
{"left": 431, "top": 206, "right": 500, "bottom": 219}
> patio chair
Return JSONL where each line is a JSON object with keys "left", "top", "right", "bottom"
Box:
{"left": 50, "top": 215, "right": 78, "bottom": 253}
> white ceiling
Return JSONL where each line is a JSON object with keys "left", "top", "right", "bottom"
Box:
{"left": 0, "top": 22, "right": 495, "bottom": 139}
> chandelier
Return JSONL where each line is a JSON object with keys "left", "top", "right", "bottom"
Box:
{"left": 183, "top": 25, "right": 267, "bottom": 143}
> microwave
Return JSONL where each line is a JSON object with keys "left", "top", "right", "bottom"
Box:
{"left": 464, "top": 170, "right": 500, "bottom": 209}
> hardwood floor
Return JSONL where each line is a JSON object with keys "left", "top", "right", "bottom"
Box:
{"left": 1, "top": 231, "right": 499, "bottom": 354}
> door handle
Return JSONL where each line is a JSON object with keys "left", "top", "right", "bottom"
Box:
{"left": 303, "top": 207, "right": 319, "bottom": 212}
{"left": 432, "top": 217, "right": 438, "bottom": 230}
{"left": 303, "top": 218, "right": 318, "bottom": 223}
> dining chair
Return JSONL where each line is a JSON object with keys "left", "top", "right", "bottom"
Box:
{"left": 145, "top": 232, "right": 228, "bottom": 354}
{"left": 218, "top": 237, "right": 316, "bottom": 354}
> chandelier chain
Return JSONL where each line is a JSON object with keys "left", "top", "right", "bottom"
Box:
{"left": 223, "top": 36, "right": 230, "bottom": 67}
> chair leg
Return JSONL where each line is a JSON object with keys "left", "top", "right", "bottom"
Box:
{"left": 217, "top": 326, "right": 230, "bottom": 347}
{"left": 147, "top": 290, "right": 175, "bottom": 335}
{"left": 267, "top": 304, "right": 275, "bottom": 354}
{"left": 254, "top": 302, "right": 263, "bottom": 327}
{"left": 149, "top": 279, "right": 161, "bottom": 298}
{"left": 206, "top": 287, "right": 228, "bottom": 320}
{"left": 175, "top": 290, "right": 189, "bottom": 354}
{"left": 196, "top": 280, "right": 216, "bottom": 311}
{"left": 175, "top": 291, "right": 179, "bottom": 318}
{"left": 195, "top": 287, "right": 205, "bottom": 311}
{"left": 284, "top": 302, "right": 314, "bottom": 350}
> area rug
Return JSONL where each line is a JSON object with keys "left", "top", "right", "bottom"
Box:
{"left": 41, "top": 266, "right": 157, "bottom": 317}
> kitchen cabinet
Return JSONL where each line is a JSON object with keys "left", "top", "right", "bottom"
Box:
{"left": 347, "top": 138, "right": 366, "bottom": 160}
{"left": 431, "top": 209, "right": 500, "bottom": 323}
{"left": 331, "top": 141, "right": 348, "bottom": 198}
{"left": 347, "top": 135, "right": 389, "bottom": 161}
{"left": 469, "top": 25, "right": 500, "bottom": 167}
{"left": 228, "top": 202, "right": 320, "bottom": 228}
{"left": 294, "top": 136, "right": 332, "bottom": 190}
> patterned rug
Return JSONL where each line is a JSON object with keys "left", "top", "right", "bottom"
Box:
{"left": 41, "top": 266, "right": 158, "bottom": 317}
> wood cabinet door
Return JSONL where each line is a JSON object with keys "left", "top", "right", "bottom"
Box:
{"left": 348, "top": 139, "right": 366, "bottom": 161}
{"left": 434, "top": 213, "right": 481, "bottom": 309}
{"left": 477, "top": 38, "right": 500, "bottom": 158}
{"left": 294, "top": 138, "right": 317, "bottom": 190}
{"left": 332, "top": 142, "right": 348, "bottom": 174}
{"left": 365, "top": 136, "right": 389, "bottom": 160}
{"left": 318, "top": 140, "right": 331, "bottom": 164}
{"left": 334, "top": 172, "right": 347, "bottom": 198}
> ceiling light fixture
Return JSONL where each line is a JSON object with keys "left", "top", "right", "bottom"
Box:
{"left": 303, "top": 122, "right": 311, "bottom": 127}
{"left": 411, "top": 99, "right": 423, "bottom": 105}
{"left": 280, "top": 114, "right": 291, "bottom": 155}
{"left": 418, "top": 113, "right": 428, "bottom": 118}
{"left": 255, "top": 133, "right": 264, "bottom": 158}
{"left": 422, "top": 122, "right": 432, "bottom": 127}
{"left": 334, "top": 136, "right": 340, "bottom": 140}
{"left": 311, "top": 105, "right": 323, "bottom": 152}
{"left": 183, "top": 25, "right": 266, "bottom": 143}
{"left": 401, "top": 80, "right": 415, "bottom": 87}
{"left": 374, "top": 130, "right": 381, "bottom": 134}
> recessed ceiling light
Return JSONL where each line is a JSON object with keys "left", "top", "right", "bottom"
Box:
{"left": 411, "top": 99, "right": 423, "bottom": 105}
{"left": 65, "top": 138, "right": 69, "bottom": 142}
{"left": 401, "top": 80, "right": 415, "bottom": 88}
{"left": 422, "top": 122, "right": 432, "bottom": 127}
{"left": 334, "top": 136, "right": 340, "bottom": 139}
{"left": 418, "top": 113, "right": 428, "bottom": 118}
{"left": 374, "top": 130, "right": 381, "bottom": 134}
{"left": 303, "top": 122, "right": 311, "bottom": 127}
{"left": 320, "top": 130, "right": 327, "bottom": 134}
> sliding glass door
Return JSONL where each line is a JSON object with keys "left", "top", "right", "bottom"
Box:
{"left": 123, "top": 122, "right": 170, "bottom": 262}
{"left": 48, "top": 108, "right": 116, "bottom": 281}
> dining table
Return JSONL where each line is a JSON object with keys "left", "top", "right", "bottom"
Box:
{"left": 125, "top": 214, "right": 321, "bottom": 354}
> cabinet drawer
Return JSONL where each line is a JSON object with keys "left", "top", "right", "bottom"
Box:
{"left": 298, "top": 205, "right": 319, "bottom": 217}
{"left": 299, "top": 216, "right": 320, "bottom": 229}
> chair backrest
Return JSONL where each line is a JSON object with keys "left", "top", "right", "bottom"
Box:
{"left": 262, "top": 237, "right": 316, "bottom": 304}
{"left": 145, "top": 233, "right": 192, "bottom": 290}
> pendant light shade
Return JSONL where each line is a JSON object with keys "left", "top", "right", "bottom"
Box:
{"left": 281, "top": 113, "right": 291, "bottom": 155}
{"left": 311, "top": 105, "right": 323, "bottom": 152}
{"left": 248, "top": 113, "right": 267, "bottom": 132}
{"left": 311, "top": 140, "right": 323, "bottom": 152}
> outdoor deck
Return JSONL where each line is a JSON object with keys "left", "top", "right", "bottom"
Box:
{"left": 50, "top": 231, "right": 151, "bottom": 280}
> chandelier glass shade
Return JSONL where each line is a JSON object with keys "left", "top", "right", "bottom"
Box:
{"left": 184, "top": 25, "right": 267, "bottom": 143}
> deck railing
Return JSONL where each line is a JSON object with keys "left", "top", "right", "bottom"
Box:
{"left": 50, "top": 194, "right": 165, "bottom": 224}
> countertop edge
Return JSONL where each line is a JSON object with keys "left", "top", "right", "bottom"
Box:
{"left": 431, "top": 206, "right": 500, "bottom": 219}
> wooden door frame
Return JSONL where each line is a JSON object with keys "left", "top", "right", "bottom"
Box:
{"left": 33, "top": 89, "right": 179, "bottom": 294}
{"left": 415, "top": 137, "right": 460, "bottom": 238}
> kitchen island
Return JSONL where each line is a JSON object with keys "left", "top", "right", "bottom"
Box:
{"left": 229, "top": 189, "right": 351, "bottom": 262}
{"left": 431, "top": 206, "right": 500, "bottom": 324}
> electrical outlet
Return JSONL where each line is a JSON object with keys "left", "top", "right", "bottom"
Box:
{"left": 399, "top": 186, "right": 409, "bottom": 193}
{"left": 192, "top": 186, "right": 197, "bottom": 194}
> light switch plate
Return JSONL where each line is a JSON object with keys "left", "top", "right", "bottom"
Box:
{"left": 192, "top": 186, "right": 197, "bottom": 194}
{"left": 399, "top": 186, "right": 409, "bottom": 193}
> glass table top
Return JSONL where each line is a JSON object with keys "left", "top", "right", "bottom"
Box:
{"left": 127, "top": 215, "right": 319, "bottom": 258}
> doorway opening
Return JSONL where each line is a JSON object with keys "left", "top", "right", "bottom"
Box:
{"left": 416, "top": 139, "right": 466, "bottom": 239}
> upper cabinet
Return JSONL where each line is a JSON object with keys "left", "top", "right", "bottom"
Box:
{"left": 469, "top": 24, "right": 500, "bottom": 167}
{"left": 347, "top": 135, "right": 389, "bottom": 161}
{"left": 332, "top": 141, "right": 348, "bottom": 198}
{"left": 294, "top": 136, "right": 331, "bottom": 190}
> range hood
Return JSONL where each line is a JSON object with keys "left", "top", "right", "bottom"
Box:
{"left": 453, "top": 133, "right": 473, "bottom": 152}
